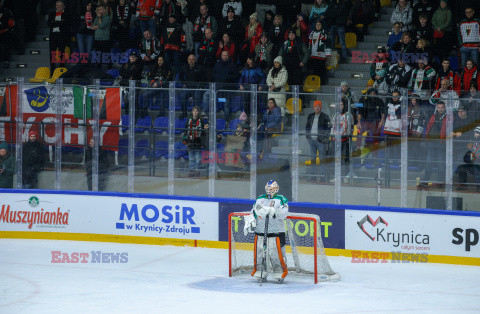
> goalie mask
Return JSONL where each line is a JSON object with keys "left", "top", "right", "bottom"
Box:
{"left": 265, "top": 180, "right": 279, "bottom": 197}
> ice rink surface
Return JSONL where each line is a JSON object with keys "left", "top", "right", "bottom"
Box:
{"left": 0, "top": 239, "right": 479, "bottom": 314}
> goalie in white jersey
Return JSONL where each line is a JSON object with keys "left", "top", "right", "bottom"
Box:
{"left": 244, "top": 180, "right": 289, "bottom": 282}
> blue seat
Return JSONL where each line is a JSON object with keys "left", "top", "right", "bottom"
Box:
{"left": 135, "top": 139, "right": 149, "bottom": 158}
{"left": 121, "top": 115, "right": 130, "bottom": 133}
{"left": 174, "top": 142, "right": 188, "bottom": 159}
{"left": 449, "top": 56, "right": 459, "bottom": 72}
{"left": 149, "top": 99, "right": 161, "bottom": 110}
{"left": 174, "top": 118, "right": 187, "bottom": 134}
{"left": 216, "top": 97, "right": 225, "bottom": 111}
{"left": 153, "top": 117, "right": 169, "bottom": 134}
{"left": 118, "top": 139, "right": 128, "bottom": 156}
{"left": 216, "top": 118, "right": 226, "bottom": 134}
{"left": 230, "top": 95, "right": 244, "bottom": 113}
{"left": 106, "top": 69, "right": 120, "bottom": 78}
{"left": 225, "top": 119, "right": 241, "bottom": 135}
{"left": 154, "top": 141, "right": 168, "bottom": 159}
{"left": 135, "top": 115, "right": 152, "bottom": 132}
{"left": 217, "top": 143, "right": 226, "bottom": 152}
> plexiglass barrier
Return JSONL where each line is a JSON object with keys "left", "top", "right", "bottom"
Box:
{"left": 3, "top": 78, "right": 480, "bottom": 211}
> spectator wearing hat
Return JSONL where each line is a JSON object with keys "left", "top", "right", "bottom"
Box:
{"left": 222, "top": 0, "right": 242, "bottom": 18}
{"left": 255, "top": 0, "right": 276, "bottom": 25}
{"left": 279, "top": 29, "right": 309, "bottom": 86}
{"left": 385, "top": 58, "right": 412, "bottom": 93}
{"left": 216, "top": 32, "right": 236, "bottom": 61}
{"left": 192, "top": 4, "right": 217, "bottom": 56}
{"left": 241, "top": 12, "right": 263, "bottom": 61}
{"left": 0, "top": 0, "right": 14, "bottom": 69}
{"left": 0, "top": 142, "right": 14, "bottom": 188}
{"left": 219, "top": 6, "right": 244, "bottom": 52}
{"left": 161, "top": 13, "right": 186, "bottom": 76}
{"left": 120, "top": 50, "right": 143, "bottom": 85}
{"left": 413, "top": 0, "right": 436, "bottom": 29}
{"left": 309, "top": 19, "right": 330, "bottom": 85}
{"left": 22, "top": 131, "right": 45, "bottom": 189}
{"left": 369, "top": 47, "right": 389, "bottom": 94}
{"left": 326, "top": 0, "right": 351, "bottom": 64}
{"left": 467, "top": 127, "right": 480, "bottom": 164}
{"left": 288, "top": 14, "right": 309, "bottom": 45}
{"left": 48, "top": 1, "right": 70, "bottom": 72}
{"left": 266, "top": 56, "right": 288, "bottom": 115}
{"left": 111, "top": 0, "right": 132, "bottom": 52}
{"left": 458, "top": 7, "right": 480, "bottom": 69}
{"left": 254, "top": 32, "right": 273, "bottom": 72}
{"left": 431, "top": 0, "right": 452, "bottom": 62}
{"left": 258, "top": 98, "right": 282, "bottom": 153}
{"left": 306, "top": 100, "right": 331, "bottom": 181}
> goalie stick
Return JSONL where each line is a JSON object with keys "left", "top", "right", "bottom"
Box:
{"left": 260, "top": 213, "right": 269, "bottom": 286}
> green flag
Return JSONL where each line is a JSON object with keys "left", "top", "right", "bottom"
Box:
{"left": 73, "top": 86, "right": 92, "bottom": 119}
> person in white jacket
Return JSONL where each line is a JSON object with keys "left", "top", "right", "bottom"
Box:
{"left": 266, "top": 56, "right": 288, "bottom": 115}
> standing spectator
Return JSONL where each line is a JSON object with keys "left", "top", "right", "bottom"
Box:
{"left": 112, "top": 0, "right": 132, "bottom": 52}
{"left": 266, "top": 56, "right": 288, "bottom": 115}
{"left": 239, "top": 55, "right": 266, "bottom": 115}
{"left": 85, "top": 138, "right": 110, "bottom": 191}
{"left": 385, "top": 58, "right": 412, "bottom": 93}
{"left": 415, "top": 38, "right": 435, "bottom": 66}
{"left": 182, "top": 12, "right": 194, "bottom": 54}
{"left": 119, "top": 51, "right": 143, "bottom": 116}
{"left": 136, "top": 0, "right": 160, "bottom": 36}
{"left": 192, "top": 4, "right": 217, "bottom": 56}
{"left": 309, "top": 19, "right": 330, "bottom": 85}
{"left": 255, "top": 0, "right": 276, "bottom": 25}
{"left": 434, "top": 58, "right": 459, "bottom": 91}
{"left": 357, "top": 87, "right": 385, "bottom": 152}
{"left": 309, "top": 0, "right": 328, "bottom": 27}
{"left": 279, "top": 30, "right": 309, "bottom": 87}
{"left": 326, "top": 0, "right": 351, "bottom": 64}
{"left": 254, "top": 32, "right": 273, "bottom": 72}
{"left": 289, "top": 14, "right": 309, "bottom": 45}
{"left": 177, "top": 54, "right": 206, "bottom": 119}
{"left": 91, "top": 5, "right": 112, "bottom": 69}
{"left": 258, "top": 98, "right": 282, "bottom": 152}
{"left": 22, "top": 131, "right": 44, "bottom": 189}
{"left": 390, "top": 0, "right": 413, "bottom": 32}
{"left": 430, "top": 77, "right": 460, "bottom": 109}
{"left": 390, "top": 32, "right": 416, "bottom": 62}
{"left": 142, "top": 56, "right": 172, "bottom": 116}
{"left": 370, "top": 47, "right": 389, "bottom": 95}
{"left": 189, "top": 0, "right": 212, "bottom": 22}
{"left": 162, "top": 13, "right": 186, "bottom": 76}
{"left": 431, "top": 0, "right": 452, "bottom": 62}
{"left": 458, "top": 59, "right": 480, "bottom": 93}
{"left": 458, "top": 7, "right": 480, "bottom": 69}
{"left": 453, "top": 104, "right": 475, "bottom": 166}
{"left": 414, "top": 14, "right": 434, "bottom": 44}
{"left": 305, "top": 100, "right": 331, "bottom": 181}
{"left": 346, "top": 0, "right": 374, "bottom": 42}
{"left": 75, "top": 2, "right": 96, "bottom": 61}
{"left": 0, "top": 142, "right": 14, "bottom": 188}
{"left": 408, "top": 95, "right": 427, "bottom": 167}
{"left": 413, "top": 0, "right": 436, "bottom": 28}
{"left": 241, "top": 12, "right": 263, "bottom": 60}
{"left": 219, "top": 6, "right": 244, "bottom": 52}
{"left": 48, "top": 1, "right": 70, "bottom": 72}
{"left": 139, "top": 30, "right": 161, "bottom": 71}
{"left": 222, "top": 0, "right": 242, "bottom": 18}
{"left": 183, "top": 106, "right": 208, "bottom": 177}
{"left": 0, "top": 0, "right": 14, "bottom": 69}
{"left": 263, "top": 10, "right": 275, "bottom": 33}
{"left": 158, "top": 0, "right": 182, "bottom": 29}
{"left": 409, "top": 58, "right": 436, "bottom": 97}
{"left": 421, "top": 101, "right": 447, "bottom": 184}
{"left": 268, "top": 14, "right": 287, "bottom": 58}
{"left": 216, "top": 33, "right": 236, "bottom": 61}
{"left": 330, "top": 98, "right": 354, "bottom": 177}
{"left": 383, "top": 90, "right": 403, "bottom": 162}
{"left": 197, "top": 27, "right": 218, "bottom": 79}
{"left": 387, "top": 22, "right": 403, "bottom": 56}
{"left": 461, "top": 83, "right": 480, "bottom": 119}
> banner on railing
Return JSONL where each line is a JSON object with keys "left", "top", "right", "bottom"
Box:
{"left": 0, "top": 85, "right": 120, "bottom": 150}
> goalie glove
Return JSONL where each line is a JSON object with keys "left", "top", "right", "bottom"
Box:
{"left": 243, "top": 214, "right": 256, "bottom": 236}
{"left": 255, "top": 206, "right": 276, "bottom": 219}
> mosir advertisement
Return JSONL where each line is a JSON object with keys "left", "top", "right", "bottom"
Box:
{"left": 0, "top": 193, "right": 219, "bottom": 241}
{"left": 345, "top": 209, "right": 480, "bottom": 258}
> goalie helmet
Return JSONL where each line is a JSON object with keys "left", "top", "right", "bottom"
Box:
{"left": 265, "top": 180, "right": 279, "bottom": 197}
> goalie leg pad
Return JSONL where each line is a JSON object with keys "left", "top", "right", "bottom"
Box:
{"left": 267, "top": 237, "right": 288, "bottom": 279}
{"left": 251, "top": 235, "right": 258, "bottom": 277}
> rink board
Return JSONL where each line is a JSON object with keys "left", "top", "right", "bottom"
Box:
{"left": 0, "top": 189, "right": 479, "bottom": 266}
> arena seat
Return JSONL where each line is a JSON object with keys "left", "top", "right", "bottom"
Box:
{"left": 335, "top": 32, "right": 357, "bottom": 49}
{"left": 153, "top": 116, "right": 169, "bottom": 134}
{"left": 174, "top": 118, "right": 187, "bottom": 134}
{"left": 154, "top": 140, "right": 168, "bottom": 159}
{"left": 303, "top": 75, "right": 321, "bottom": 93}
{"left": 46, "top": 67, "right": 67, "bottom": 83}
{"left": 30, "top": 67, "right": 51, "bottom": 83}
{"left": 135, "top": 139, "right": 150, "bottom": 158}
{"left": 135, "top": 115, "right": 152, "bottom": 133}
{"left": 285, "top": 98, "right": 303, "bottom": 114}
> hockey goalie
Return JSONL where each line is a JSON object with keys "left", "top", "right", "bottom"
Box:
{"left": 243, "top": 180, "right": 289, "bottom": 282}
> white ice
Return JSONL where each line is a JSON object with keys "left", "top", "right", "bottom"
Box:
{"left": 0, "top": 239, "right": 479, "bottom": 314}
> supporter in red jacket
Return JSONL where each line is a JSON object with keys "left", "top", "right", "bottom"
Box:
{"left": 136, "top": 0, "right": 161, "bottom": 36}
{"left": 458, "top": 59, "right": 480, "bottom": 93}
{"left": 434, "top": 58, "right": 460, "bottom": 91}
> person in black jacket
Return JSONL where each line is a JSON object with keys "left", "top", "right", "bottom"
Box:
{"left": 0, "top": 1, "right": 14, "bottom": 69}
{"left": 385, "top": 58, "right": 412, "bottom": 93}
{"left": 85, "top": 138, "right": 110, "bottom": 191}
{"left": 48, "top": 1, "right": 70, "bottom": 72}
{"left": 219, "top": 7, "right": 244, "bottom": 55}
{"left": 177, "top": 54, "right": 206, "bottom": 118}
{"left": 162, "top": 13, "right": 185, "bottom": 76}
{"left": 112, "top": 0, "right": 132, "bottom": 52}
{"left": 306, "top": 100, "right": 331, "bottom": 181}
{"left": 75, "top": 2, "right": 95, "bottom": 61}
{"left": 22, "top": 131, "right": 45, "bottom": 189}
{"left": 268, "top": 14, "right": 288, "bottom": 60}
{"left": 120, "top": 50, "right": 143, "bottom": 117}
{"left": 357, "top": 87, "right": 385, "bottom": 158}
{"left": 326, "top": 0, "right": 351, "bottom": 64}
{"left": 140, "top": 56, "right": 172, "bottom": 116}
{"left": 183, "top": 106, "right": 208, "bottom": 176}
{"left": 278, "top": 29, "right": 309, "bottom": 86}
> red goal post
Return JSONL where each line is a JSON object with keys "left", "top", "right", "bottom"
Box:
{"left": 228, "top": 211, "right": 340, "bottom": 284}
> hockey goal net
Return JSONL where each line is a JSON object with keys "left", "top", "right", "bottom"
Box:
{"left": 228, "top": 212, "right": 340, "bottom": 283}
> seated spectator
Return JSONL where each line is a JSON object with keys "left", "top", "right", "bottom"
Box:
{"left": 120, "top": 51, "right": 143, "bottom": 85}
{"left": 385, "top": 58, "right": 412, "bottom": 93}
{"left": 256, "top": 0, "right": 276, "bottom": 25}
{"left": 192, "top": 4, "right": 218, "bottom": 56}
{"left": 177, "top": 54, "right": 206, "bottom": 119}
{"left": 390, "top": 0, "right": 413, "bottom": 32}
{"left": 85, "top": 138, "right": 110, "bottom": 191}
{"left": 48, "top": 0, "right": 69, "bottom": 72}
{"left": 390, "top": 32, "right": 416, "bottom": 63}
{"left": 279, "top": 29, "right": 309, "bottom": 86}
{"left": 266, "top": 56, "right": 288, "bottom": 115}
{"left": 161, "top": 13, "right": 186, "bottom": 76}
{"left": 346, "top": 0, "right": 374, "bottom": 42}
{"left": 409, "top": 58, "right": 436, "bottom": 97}
{"left": 467, "top": 127, "right": 480, "bottom": 160}
{"left": 369, "top": 47, "right": 389, "bottom": 95}
{"left": 306, "top": 100, "right": 331, "bottom": 181}
{"left": 240, "top": 12, "right": 263, "bottom": 62}
{"left": 289, "top": 14, "right": 309, "bottom": 45}
{"left": 183, "top": 106, "right": 208, "bottom": 177}
{"left": 92, "top": 5, "right": 112, "bottom": 69}
{"left": 387, "top": 22, "right": 403, "bottom": 55}
{"left": 258, "top": 98, "right": 282, "bottom": 152}
{"left": 268, "top": 14, "right": 287, "bottom": 58}
{"left": 326, "top": 0, "right": 351, "bottom": 64}
{"left": 0, "top": 1, "right": 14, "bottom": 69}
{"left": 254, "top": 32, "right": 273, "bottom": 72}
{"left": 434, "top": 58, "right": 459, "bottom": 91}
{"left": 197, "top": 27, "right": 218, "bottom": 79}
{"left": 216, "top": 33, "right": 236, "bottom": 61}
{"left": 458, "top": 7, "right": 480, "bottom": 69}
{"left": 453, "top": 104, "right": 475, "bottom": 165}
{"left": 458, "top": 59, "right": 480, "bottom": 93}
{"left": 219, "top": 6, "right": 244, "bottom": 51}
{"left": 309, "top": 0, "right": 328, "bottom": 26}
{"left": 111, "top": 0, "right": 132, "bottom": 52}
{"left": 454, "top": 150, "right": 480, "bottom": 186}
{"left": 414, "top": 14, "right": 434, "bottom": 44}
{"left": 22, "top": 131, "right": 45, "bottom": 189}
{"left": 415, "top": 38, "right": 434, "bottom": 66}
{"left": 136, "top": 0, "right": 160, "bottom": 36}
{"left": 142, "top": 56, "right": 172, "bottom": 116}
{"left": 461, "top": 83, "right": 480, "bottom": 119}
{"left": 222, "top": 0, "right": 242, "bottom": 18}
{"left": 309, "top": 19, "right": 330, "bottom": 85}
{"left": 413, "top": 0, "right": 436, "bottom": 29}
{"left": 430, "top": 78, "right": 460, "bottom": 110}
{"left": 263, "top": 10, "right": 275, "bottom": 33}
{"left": 139, "top": 30, "right": 161, "bottom": 71}
{"left": 431, "top": 0, "right": 452, "bottom": 61}
{"left": 0, "top": 141, "right": 14, "bottom": 188}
